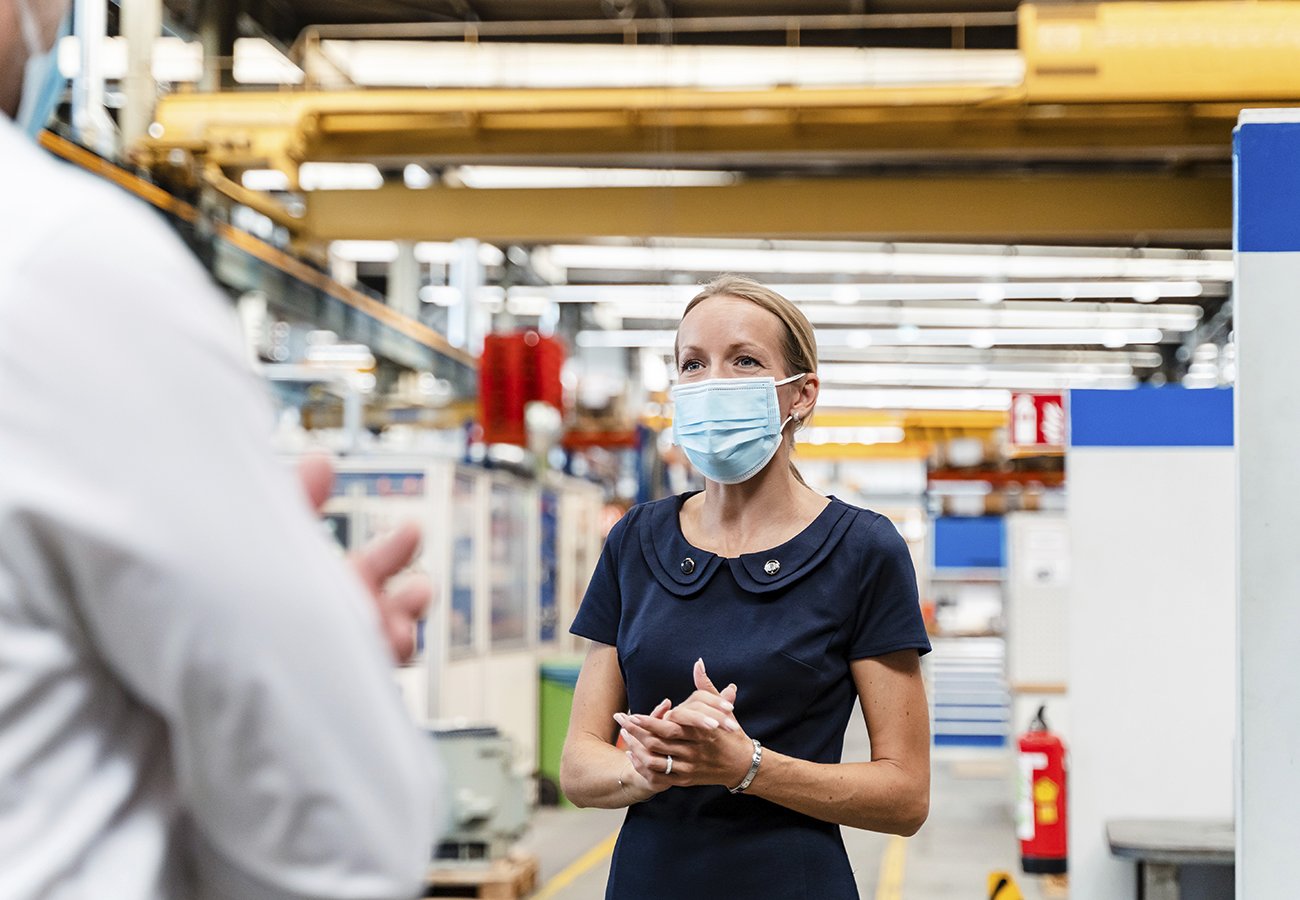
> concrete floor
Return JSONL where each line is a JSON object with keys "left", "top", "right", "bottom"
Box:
{"left": 518, "top": 710, "right": 1065, "bottom": 900}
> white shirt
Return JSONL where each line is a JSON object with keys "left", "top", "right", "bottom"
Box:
{"left": 0, "top": 118, "right": 442, "bottom": 899}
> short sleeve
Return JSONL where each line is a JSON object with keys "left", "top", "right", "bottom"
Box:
{"left": 849, "top": 515, "right": 932, "bottom": 660}
{"left": 569, "top": 513, "right": 629, "bottom": 646}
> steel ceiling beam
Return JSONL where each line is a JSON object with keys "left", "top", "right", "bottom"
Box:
{"left": 300, "top": 173, "right": 1231, "bottom": 245}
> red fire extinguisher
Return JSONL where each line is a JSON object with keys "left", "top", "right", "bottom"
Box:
{"left": 1017, "top": 705, "right": 1067, "bottom": 875}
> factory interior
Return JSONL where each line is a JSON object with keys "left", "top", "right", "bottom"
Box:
{"left": 8, "top": 0, "right": 1300, "bottom": 897}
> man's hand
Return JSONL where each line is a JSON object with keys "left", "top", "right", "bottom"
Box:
{"left": 298, "top": 454, "right": 433, "bottom": 662}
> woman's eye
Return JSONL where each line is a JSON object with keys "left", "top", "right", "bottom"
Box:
{"left": 680, "top": 359, "right": 702, "bottom": 373}
{"left": 736, "top": 356, "right": 760, "bottom": 367}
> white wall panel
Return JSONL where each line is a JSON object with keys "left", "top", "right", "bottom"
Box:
{"left": 1067, "top": 448, "right": 1235, "bottom": 898}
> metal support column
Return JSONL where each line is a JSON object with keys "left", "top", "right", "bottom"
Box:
{"left": 197, "top": 0, "right": 237, "bottom": 91}
{"left": 120, "top": 0, "right": 162, "bottom": 153}
{"left": 387, "top": 240, "right": 421, "bottom": 321}
{"left": 448, "top": 238, "right": 485, "bottom": 354}
{"left": 71, "top": 0, "right": 118, "bottom": 157}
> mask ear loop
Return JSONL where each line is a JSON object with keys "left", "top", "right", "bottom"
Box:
{"left": 778, "top": 373, "right": 812, "bottom": 433}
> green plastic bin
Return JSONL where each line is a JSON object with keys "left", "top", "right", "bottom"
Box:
{"left": 538, "top": 658, "right": 584, "bottom": 807}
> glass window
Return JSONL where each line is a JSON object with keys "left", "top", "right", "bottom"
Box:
{"left": 449, "top": 472, "right": 478, "bottom": 654}
{"left": 489, "top": 480, "right": 531, "bottom": 648}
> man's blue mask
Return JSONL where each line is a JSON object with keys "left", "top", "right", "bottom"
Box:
{"left": 15, "top": 0, "right": 70, "bottom": 139}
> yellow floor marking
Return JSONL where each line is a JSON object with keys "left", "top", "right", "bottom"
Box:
{"left": 533, "top": 830, "right": 620, "bottom": 900}
{"left": 874, "top": 834, "right": 908, "bottom": 900}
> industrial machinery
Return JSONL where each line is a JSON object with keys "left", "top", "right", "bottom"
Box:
{"left": 431, "top": 726, "right": 530, "bottom": 863}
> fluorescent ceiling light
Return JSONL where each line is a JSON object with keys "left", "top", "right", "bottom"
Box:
{"left": 242, "top": 169, "right": 291, "bottom": 192}
{"left": 419, "top": 286, "right": 462, "bottom": 306}
{"left": 404, "top": 164, "right": 435, "bottom": 189}
{"left": 304, "top": 343, "right": 376, "bottom": 368}
{"left": 543, "top": 244, "right": 1234, "bottom": 281}
{"left": 605, "top": 300, "right": 1201, "bottom": 331}
{"left": 576, "top": 330, "right": 676, "bottom": 349}
{"left": 58, "top": 36, "right": 203, "bottom": 82}
{"left": 330, "top": 240, "right": 398, "bottom": 263}
{"left": 818, "top": 360, "right": 1134, "bottom": 377}
{"left": 418, "top": 285, "right": 504, "bottom": 308}
{"left": 506, "top": 281, "right": 1210, "bottom": 304}
{"left": 813, "top": 347, "right": 1164, "bottom": 368}
{"left": 815, "top": 363, "right": 1134, "bottom": 390}
{"left": 299, "top": 163, "right": 383, "bottom": 191}
{"left": 827, "top": 328, "right": 1168, "bottom": 348}
{"left": 233, "top": 37, "right": 304, "bottom": 85}
{"left": 449, "top": 166, "right": 738, "bottom": 190}
{"left": 577, "top": 327, "right": 1168, "bottom": 349}
{"left": 506, "top": 296, "right": 553, "bottom": 317}
{"left": 796, "top": 426, "right": 908, "bottom": 445}
{"left": 413, "top": 242, "right": 506, "bottom": 266}
{"left": 321, "top": 41, "right": 1022, "bottom": 91}
{"left": 816, "top": 388, "right": 1014, "bottom": 411}
{"left": 331, "top": 240, "right": 506, "bottom": 266}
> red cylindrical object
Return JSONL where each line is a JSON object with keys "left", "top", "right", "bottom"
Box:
{"left": 1017, "top": 713, "right": 1068, "bottom": 875}
{"left": 478, "top": 331, "right": 566, "bottom": 446}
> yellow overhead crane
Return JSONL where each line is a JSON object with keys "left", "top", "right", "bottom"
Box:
{"left": 136, "top": 1, "right": 1300, "bottom": 245}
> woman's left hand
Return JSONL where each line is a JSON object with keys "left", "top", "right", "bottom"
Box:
{"left": 615, "top": 659, "right": 754, "bottom": 790}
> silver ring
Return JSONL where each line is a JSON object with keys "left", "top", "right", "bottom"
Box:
{"left": 664, "top": 755, "right": 674, "bottom": 775}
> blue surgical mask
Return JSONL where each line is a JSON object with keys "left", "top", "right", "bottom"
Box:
{"left": 15, "top": 0, "right": 69, "bottom": 139}
{"left": 671, "top": 373, "right": 808, "bottom": 484}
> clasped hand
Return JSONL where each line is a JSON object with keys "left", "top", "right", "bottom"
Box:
{"left": 614, "top": 658, "right": 753, "bottom": 800}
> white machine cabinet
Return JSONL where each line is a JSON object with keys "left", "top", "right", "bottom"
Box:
{"left": 322, "top": 458, "right": 542, "bottom": 771}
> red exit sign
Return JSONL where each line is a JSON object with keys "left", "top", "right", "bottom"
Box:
{"left": 1011, "top": 393, "right": 1066, "bottom": 447}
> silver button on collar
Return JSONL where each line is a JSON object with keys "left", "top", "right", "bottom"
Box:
{"left": 764, "top": 559, "right": 781, "bottom": 576}
{"left": 680, "top": 557, "right": 695, "bottom": 575}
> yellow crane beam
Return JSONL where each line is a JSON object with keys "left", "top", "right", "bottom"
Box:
{"left": 1022, "top": 1, "right": 1300, "bottom": 103}
{"left": 137, "top": 1, "right": 1300, "bottom": 173}
{"left": 141, "top": 88, "right": 1252, "bottom": 172}
{"left": 300, "top": 172, "right": 1230, "bottom": 244}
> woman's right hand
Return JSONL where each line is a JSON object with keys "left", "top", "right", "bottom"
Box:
{"left": 614, "top": 697, "right": 674, "bottom": 801}
{"left": 616, "top": 660, "right": 751, "bottom": 790}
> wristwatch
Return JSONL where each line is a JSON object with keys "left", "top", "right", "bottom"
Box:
{"left": 729, "top": 739, "right": 763, "bottom": 794}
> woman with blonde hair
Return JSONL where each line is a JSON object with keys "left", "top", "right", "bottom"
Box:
{"left": 561, "top": 275, "right": 931, "bottom": 899}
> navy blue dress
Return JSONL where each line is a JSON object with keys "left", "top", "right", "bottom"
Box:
{"left": 570, "top": 492, "right": 932, "bottom": 900}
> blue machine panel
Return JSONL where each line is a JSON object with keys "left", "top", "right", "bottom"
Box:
{"left": 1235, "top": 120, "right": 1300, "bottom": 253}
{"left": 1069, "top": 387, "right": 1234, "bottom": 448}
{"left": 933, "top": 516, "right": 1005, "bottom": 569}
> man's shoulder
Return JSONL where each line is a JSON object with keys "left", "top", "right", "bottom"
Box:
{"left": 0, "top": 125, "right": 183, "bottom": 274}
{"left": 0, "top": 124, "right": 236, "bottom": 347}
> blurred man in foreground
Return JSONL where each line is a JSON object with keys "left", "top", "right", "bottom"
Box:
{"left": 0, "top": 1, "right": 443, "bottom": 897}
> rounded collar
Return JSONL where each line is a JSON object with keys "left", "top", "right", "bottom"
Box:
{"left": 638, "top": 491, "right": 857, "bottom": 597}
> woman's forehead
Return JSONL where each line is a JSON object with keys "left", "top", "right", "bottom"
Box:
{"left": 678, "top": 295, "right": 784, "bottom": 348}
